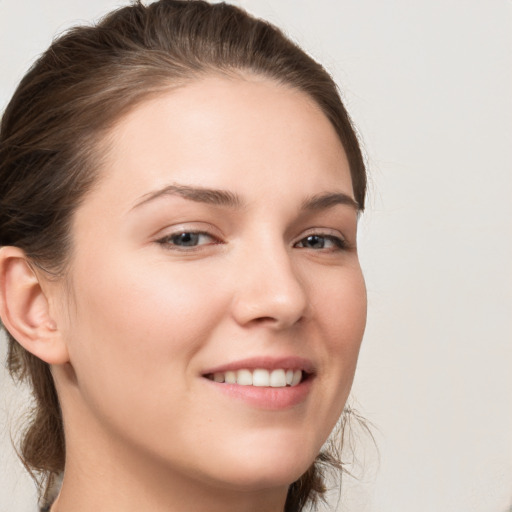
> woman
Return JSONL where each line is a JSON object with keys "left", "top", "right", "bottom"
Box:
{"left": 0, "top": 1, "right": 367, "bottom": 511}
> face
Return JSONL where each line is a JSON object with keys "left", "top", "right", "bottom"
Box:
{"left": 53, "top": 75, "right": 366, "bottom": 493}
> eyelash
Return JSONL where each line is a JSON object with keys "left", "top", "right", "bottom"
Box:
{"left": 293, "top": 233, "right": 348, "bottom": 251}
{"left": 156, "top": 231, "right": 220, "bottom": 250}
{"left": 156, "top": 230, "right": 348, "bottom": 252}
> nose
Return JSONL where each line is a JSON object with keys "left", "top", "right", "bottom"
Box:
{"left": 230, "top": 242, "right": 308, "bottom": 329}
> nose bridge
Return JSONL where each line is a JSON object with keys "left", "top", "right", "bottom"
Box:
{"left": 231, "top": 231, "right": 308, "bottom": 328}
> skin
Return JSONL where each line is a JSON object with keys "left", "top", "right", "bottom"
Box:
{"left": 4, "top": 74, "right": 367, "bottom": 512}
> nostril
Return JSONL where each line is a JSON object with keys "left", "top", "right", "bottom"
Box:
{"left": 254, "top": 316, "right": 277, "bottom": 324}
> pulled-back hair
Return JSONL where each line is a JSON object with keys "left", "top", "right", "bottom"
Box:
{"left": 0, "top": 1, "right": 366, "bottom": 509}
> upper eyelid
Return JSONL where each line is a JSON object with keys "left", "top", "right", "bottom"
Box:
{"left": 156, "top": 230, "right": 221, "bottom": 243}
{"left": 158, "top": 230, "right": 214, "bottom": 238}
{"left": 294, "top": 227, "right": 346, "bottom": 241}
{"left": 153, "top": 222, "right": 223, "bottom": 239}
{"left": 294, "top": 234, "right": 347, "bottom": 247}
{"left": 155, "top": 231, "right": 223, "bottom": 252}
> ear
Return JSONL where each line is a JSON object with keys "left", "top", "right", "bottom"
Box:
{"left": 0, "top": 246, "right": 69, "bottom": 365}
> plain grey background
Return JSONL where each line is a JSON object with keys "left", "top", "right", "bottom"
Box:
{"left": 1, "top": 1, "right": 511, "bottom": 511}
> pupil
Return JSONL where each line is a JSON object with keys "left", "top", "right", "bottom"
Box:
{"left": 307, "top": 235, "right": 324, "bottom": 248}
{"left": 174, "top": 233, "right": 198, "bottom": 246}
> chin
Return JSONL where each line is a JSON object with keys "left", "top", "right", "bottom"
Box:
{"left": 214, "top": 466, "right": 310, "bottom": 493}
{"left": 203, "top": 443, "right": 319, "bottom": 492}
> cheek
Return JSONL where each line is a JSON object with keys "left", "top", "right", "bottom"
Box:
{"left": 72, "top": 253, "right": 215, "bottom": 338}
{"left": 64, "top": 256, "right": 226, "bottom": 407}
{"left": 317, "top": 265, "right": 367, "bottom": 349}
{"left": 60, "top": 257, "right": 235, "bottom": 465}
{"left": 313, "top": 266, "right": 367, "bottom": 397}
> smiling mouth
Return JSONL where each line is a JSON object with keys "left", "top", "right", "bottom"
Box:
{"left": 204, "top": 368, "right": 308, "bottom": 388}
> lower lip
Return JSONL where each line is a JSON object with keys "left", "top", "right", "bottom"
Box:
{"left": 202, "top": 377, "right": 313, "bottom": 410}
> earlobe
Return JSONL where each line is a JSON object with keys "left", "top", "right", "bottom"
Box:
{"left": 0, "top": 246, "right": 69, "bottom": 365}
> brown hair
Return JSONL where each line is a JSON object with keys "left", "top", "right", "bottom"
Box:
{"left": 0, "top": 1, "right": 367, "bottom": 509}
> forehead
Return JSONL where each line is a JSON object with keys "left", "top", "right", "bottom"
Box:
{"left": 86, "top": 74, "right": 353, "bottom": 213}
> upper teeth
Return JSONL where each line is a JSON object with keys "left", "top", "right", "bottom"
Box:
{"left": 209, "top": 369, "right": 303, "bottom": 387}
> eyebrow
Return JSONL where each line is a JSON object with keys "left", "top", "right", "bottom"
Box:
{"left": 301, "top": 192, "right": 360, "bottom": 211}
{"left": 131, "top": 184, "right": 359, "bottom": 212}
{"left": 132, "top": 184, "right": 244, "bottom": 210}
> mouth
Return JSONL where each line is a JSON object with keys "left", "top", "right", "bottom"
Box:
{"left": 203, "top": 368, "right": 310, "bottom": 388}
{"left": 200, "top": 357, "right": 315, "bottom": 409}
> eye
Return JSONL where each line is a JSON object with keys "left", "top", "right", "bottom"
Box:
{"left": 157, "top": 231, "right": 218, "bottom": 249}
{"left": 294, "top": 234, "right": 347, "bottom": 251}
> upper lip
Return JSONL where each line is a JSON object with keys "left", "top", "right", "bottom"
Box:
{"left": 202, "top": 356, "right": 315, "bottom": 376}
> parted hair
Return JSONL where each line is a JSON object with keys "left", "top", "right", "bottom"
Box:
{"left": 0, "top": 1, "right": 367, "bottom": 509}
